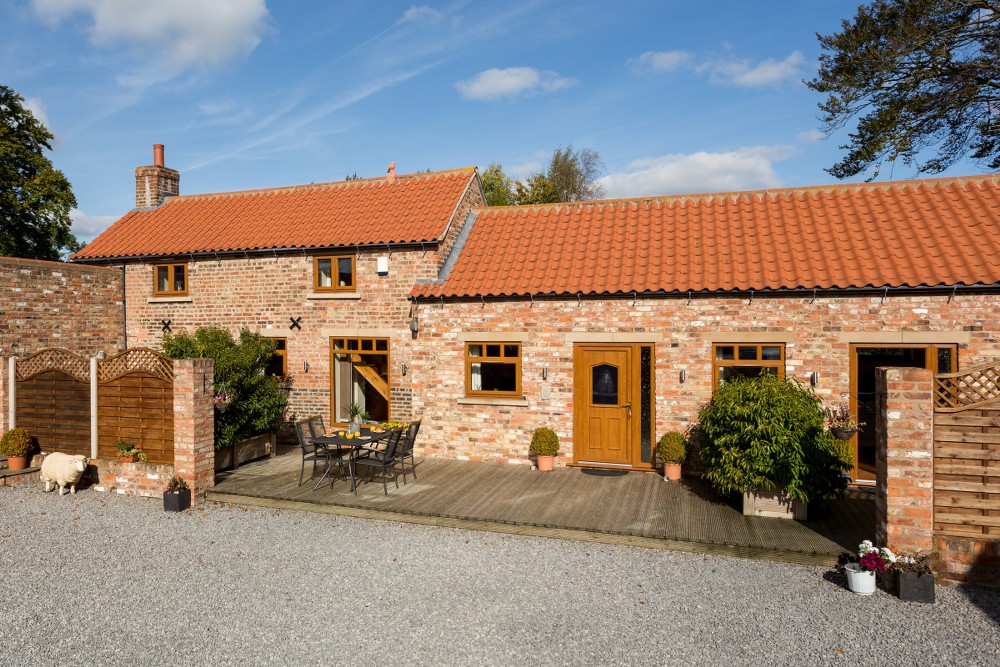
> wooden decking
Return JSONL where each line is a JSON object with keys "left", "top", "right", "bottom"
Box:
{"left": 207, "top": 453, "right": 873, "bottom": 566}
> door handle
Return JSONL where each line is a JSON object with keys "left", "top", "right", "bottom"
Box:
{"left": 624, "top": 401, "right": 632, "bottom": 418}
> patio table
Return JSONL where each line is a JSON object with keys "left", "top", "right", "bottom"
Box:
{"left": 311, "top": 428, "right": 391, "bottom": 491}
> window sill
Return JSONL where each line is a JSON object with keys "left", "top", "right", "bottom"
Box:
{"left": 307, "top": 292, "right": 361, "bottom": 300}
{"left": 147, "top": 296, "right": 193, "bottom": 303}
{"left": 457, "top": 397, "right": 529, "bottom": 407}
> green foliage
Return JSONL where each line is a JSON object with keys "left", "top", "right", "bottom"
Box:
{"left": 162, "top": 327, "right": 289, "bottom": 449}
{"left": 165, "top": 475, "right": 189, "bottom": 493}
{"left": 546, "top": 145, "right": 605, "bottom": 201}
{"left": 656, "top": 431, "right": 687, "bottom": 464}
{"left": 0, "top": 84, "right": 80, "bottom": 260}
{"left": 481, "top": 162, "right": 514, "bottom": 206}
{"left": 529, "top": 427, "right": 560, "bottom": 456}
{"left": 697, "top": 373, "right": 852, "bottom": 504}
{"left": 345, "top": 171, "right": 360, "bottom": 180}
{"left": 1, "top": 427, "right": 34, "bottom": 457}
{"left": 807, "top": 0, "right": 1000, "bottom": 178}
{"left": 513, "top": 174, "right": 559, "bottom": 205}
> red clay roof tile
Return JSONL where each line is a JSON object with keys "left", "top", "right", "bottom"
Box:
{"left": 414, "top": 174, "right": 1000, "bottom": 298}
{"left": 73, "top": 168, "right": 478, "bottom": 260}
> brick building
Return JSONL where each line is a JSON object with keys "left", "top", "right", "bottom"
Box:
{"left": 411, "top": 174, "right": 1000, "bottom": 481}
{"left": 72, "top": 146, "right": 486, "bottom": 425}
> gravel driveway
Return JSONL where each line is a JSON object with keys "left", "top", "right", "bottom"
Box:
{"left": 1, "top": 485, "right": 997, "bottom": 666}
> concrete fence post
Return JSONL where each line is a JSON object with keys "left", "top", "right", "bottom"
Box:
{"left": 5, "top": 357, "right": 15, "bottom": 431}
{"left": 172, "top": 358, "right": 215, "bottom": 503}
{"left": 90, "top": 357, "right": 98, "bottom": 460}
{"left": 0, "top": 357, "right": 8, "bottom": 433}
{"left": 875, "top": 366, "right": 935, "bottom": 555}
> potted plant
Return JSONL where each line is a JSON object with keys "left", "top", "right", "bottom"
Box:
{"left": 698, "top": 374, "right": 852, "bottom": 520}
{"left": 530, "top": 427, "right": 559, "bottom": 472}
{"left": 842, "top": 539, "right": 888, "bottom": 595}
{"left": 888, "top": 551, "right": 935, "bottom": 603}
{"left": 347, "top": 402, "right": 365, "bottom": 433}
{"left": 163, "top": 475, "right": 191, "bottom": 512}
{"left": 1, "top": 427, "right": 35, "bottom": 471}
{"left": 116, "top": 439, "right": 147, "bottom": 463}
{"left": 656, "top": 431, "right": 686, "bottom": 481}
{"left": 825, "top": 402, "right": 864, "bottom": 440}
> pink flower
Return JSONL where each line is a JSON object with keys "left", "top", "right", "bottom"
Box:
{"left": 859, "top": 551, "right": 886, "bottom": 574}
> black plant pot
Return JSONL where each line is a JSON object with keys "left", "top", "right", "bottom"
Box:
{"left": 163, "top": 489, "right": 191, "bottom": 512}
{"left": 830, "top": 427, "right": 858, "bottom": 440}
{"left": 896, "top": 571, "right": 935, "bottom": 603}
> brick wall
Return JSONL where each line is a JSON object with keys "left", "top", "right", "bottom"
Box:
{"left": 875, "top": 367, "right": 934, "bottom": 554}
{"left": 409, "top": 292, "right": 1000, "bottom": 465}
{"left": 0, "top": 256, "right": 124, "bottom": 357}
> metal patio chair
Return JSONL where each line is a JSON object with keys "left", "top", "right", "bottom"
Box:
{"left": 294, "top": 417, "right": 327, "bottom": 486}
{"left": 394, "top": 419, "right": 421, "bottom": 484}
{"left": 351, "top": 428, "right": 403, "bottom": 495}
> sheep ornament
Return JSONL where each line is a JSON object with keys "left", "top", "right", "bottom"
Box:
{"left": 40, "top": 453, "right": 89, "bottom": 495}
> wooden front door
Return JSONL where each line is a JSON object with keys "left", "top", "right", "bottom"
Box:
{"left": 574, "top": 345, "right": 635, "bottom": 466}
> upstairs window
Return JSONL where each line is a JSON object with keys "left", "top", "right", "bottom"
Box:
{"left": 154, "top": 263, "right": 187, "bottom": 296}
{"left": 712, "top": 344, "right": 785, "bottom": 388}
{"left": 466, "top": 342, "right": 521, "bottom": 397}
{"left": 314, "top": 255, "right": 355, "bottom": 292}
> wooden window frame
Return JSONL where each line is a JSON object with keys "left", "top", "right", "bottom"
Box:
{"left": 153, "top": 263, "right": 188, "bottom": 296}
{"left": 465, "top": 342, "right": 522, "bottom": 398}
{"left": 264, "top": 338, "right": 287, "bottom": 379}
{"left": 711, "top": 343, "right": 785, "bottom": 388}
{"left": 330, "top": 337, "right": 391, "bottom": 424}
{"left": 314, "top": 255, "right": 356, "bottom": 292}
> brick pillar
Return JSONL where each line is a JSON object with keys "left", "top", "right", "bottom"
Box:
{"left": 875, "top": 366, "right": 935, "bottom": 554}
{"left": 173, "top": 358, "right": 214, "bottom": 503}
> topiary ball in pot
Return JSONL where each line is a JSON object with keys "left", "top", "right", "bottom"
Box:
{"left": 1, "top": 427, "right": 34, "bottom": 457}
{"left": 656, "top": 431, "right": 686, "bottom": 464}
{"left": 529, "top": 427, "right": 559, "bottom": 471}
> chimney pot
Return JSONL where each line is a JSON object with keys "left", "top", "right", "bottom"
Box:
{"left": 153, "top": 143, "right": 165, "bottom": 166}
{"left": 136, "top": 143, "right": 179, "bottom": 208}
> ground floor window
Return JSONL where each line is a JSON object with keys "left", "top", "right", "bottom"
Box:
{"left": 466, "top": 342, "right": 521, "bottom": 397}
{"left": 264, "top": 338, "right": 287, "bottom": 379}
{"left": 331, "top": 337, "right": 390, "bottom": 423}
{"left": 712, "top": 343, "right": 785, "bottom": 387}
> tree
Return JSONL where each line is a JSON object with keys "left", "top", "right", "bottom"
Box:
{"left": 480, "top": 162, "right": 514, "bottom": 206}
{"left": 0, "top": 84, "right": 79, "bottom": 259}
{"left": 546, "top": 145, "right": 605, "bottom": 201}
{"left": 512, "top": 173, "right": 559, "bottom": 205}
{"left": 807, "top": 0, "right": 1000, "bottom": 179}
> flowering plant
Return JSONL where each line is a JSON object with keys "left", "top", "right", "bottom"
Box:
{"left": 165, "top": 475, "right": 189, "bottom": 493}
{"left": 891, "top": 551, "right": 933, "bottom": 575}
{"left": 825, "top": 403, "right": 864, "bottom": 431}
{"left": 856, "top": 540, "right": 891, "bottom": 573}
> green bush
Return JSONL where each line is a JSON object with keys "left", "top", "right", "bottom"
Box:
{"left": 656, "top": 431, "right": 687, "bottom": 464}
{"left": 529, "top": 427, "right": 560, "bottom": 456}
{"left": 1, "top": 427, "right": 34, "bottom": 457}
{"left": 697, "top": 373, "right": 851, "bottom": 504}
{"left": 163, "top": 327, "right": 289, "bottom": 450}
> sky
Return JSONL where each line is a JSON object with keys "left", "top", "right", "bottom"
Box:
{"left": 0, "top": 0, "right": 990, "bottom": 244}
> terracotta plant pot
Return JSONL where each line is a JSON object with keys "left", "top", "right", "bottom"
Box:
{"left": 6, "top": 455, "right": 28, "bottom": 471}
{"left": 536, "top": 455, "right": 555, "bottom": 472}
{"left": 118, "top": 455, "right": 138, "bottom": 463}
{"left": 664, "top": 463, "right": 682, "bottom": 481}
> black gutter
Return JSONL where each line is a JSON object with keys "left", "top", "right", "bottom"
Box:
{"left": 411, "top": 283, "right": 1000, "bottom": 304}
{"left": 71, "top": 240, "right": 440, "bottom": 265}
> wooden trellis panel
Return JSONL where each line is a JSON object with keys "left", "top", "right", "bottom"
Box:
{"left": 97, "top": 349, "right": 174, "bottom": 464}
{"left": 14, "top": 349, "right": 90, "bottom": 457}
{"left": 934, "top": 399, "right": 1000, "bottom": 539}
{"left": 935, "top": 361, "right": 1000, "bottom": 412}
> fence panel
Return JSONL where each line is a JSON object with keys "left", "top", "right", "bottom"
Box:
{"left": 14, "top": 349, "right": 90, "bottom": 457}
{"left": 97, "top": 349, "right": 174, "bottom": 464}
{"left": 934, "top": 392, "right": 1000, "bottom": 538}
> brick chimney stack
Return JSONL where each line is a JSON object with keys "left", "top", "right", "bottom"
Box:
{"left": 135, "top": 143, "right": 180, "bottom": 208}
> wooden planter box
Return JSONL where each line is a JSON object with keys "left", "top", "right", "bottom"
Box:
{"left": 743, "top": 488, "right": 807, "bottom": 520}
{"left": 214, "top": 433, "right": 276, "bottom": 471}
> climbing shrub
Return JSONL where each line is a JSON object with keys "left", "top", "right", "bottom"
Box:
{"left": 163, "top": 327, "right": 288, "bottom": 450}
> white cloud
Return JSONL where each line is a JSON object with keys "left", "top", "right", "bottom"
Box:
{"left": 599, "top": 146, "right": 797, "bottom": 198}
{"left": 401, "top": 6, "right": 445, "bottom": 24}
{"left": 797, "top": 129, "right": 824, "bottom": 143}
{"left": 632, "top": 50, "right": 694, "bottom": 73}
{"left": 632, "top": 48, "right": 805, "bottom": 87}
{"left": 31, "top": 0, "right": 270, "bottom": 71}
{"left": 70, "top": 209, "right": 118, "bottom": 242}
{"left": 697, "top": 51, "right": 805, "bottom": 87}
{"left": 455, "top": 67, "right": 575, "bottom": 101}
{"left": 23, "top": 97, "right": 51, "bottom": 129}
